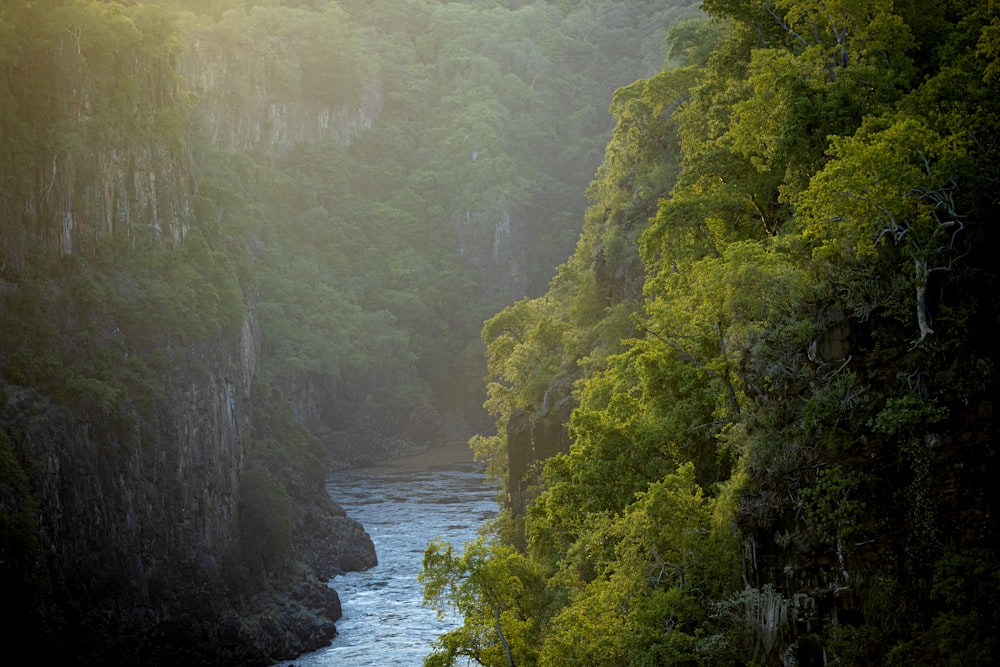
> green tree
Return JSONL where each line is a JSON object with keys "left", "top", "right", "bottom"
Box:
{"left": 796, "top": 116, "right": 970, "bottom": 344}
{"left": 421, "top": 537, "right": 545, "bottom": 667}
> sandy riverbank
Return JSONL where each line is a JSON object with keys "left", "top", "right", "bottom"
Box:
{"left": 361, "top": 439, "right": 478, "bottom": 473}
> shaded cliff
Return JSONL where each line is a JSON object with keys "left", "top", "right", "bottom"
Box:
{"left": 732, "top": 303, "right": 999, "bottom": 664}
{"left": 177, "top": 4, "right": 381, "bottom": 154}
{"left": 0, "top": 251, "right": 375, "bottom": 663}
{"left": 0, "top": 2, "right": 375, "bottom": 663}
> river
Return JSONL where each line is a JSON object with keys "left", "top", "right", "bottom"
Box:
{"left": 275, "top": 444, "right": 497, "bottom": 666}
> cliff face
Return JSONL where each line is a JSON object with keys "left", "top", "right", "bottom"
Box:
{"left": 0, "top": 26, "right": 195, "bottom": 275}
{"left": 456, "top": 202, "right": 530, "bottom": 306}
{"left": 0, "top": 138, "right": 195, "bottom": 268}
{"left": 187, "top": 58, "right": 382, "bottom": 154}
{"left": 0, "top": 274, "right": 376, "bottom": 663}
{"left": 177, "top": 7, "right": 381, "bottom": 155}
{"left": 734, "top": 306, "right": 999, "bottom": 665}
{"left": 0, "top": 3, "right": 376, "bottom": 663}
{"left": 506, "top": 388, "right": 574, "bottom": 520}
{"left": 1, "top": 325, "right": 250, "bottom": 657}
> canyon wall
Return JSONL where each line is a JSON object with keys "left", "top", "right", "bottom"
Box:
{"left": 0, "top": 3, "right": 376, "bottom": 663}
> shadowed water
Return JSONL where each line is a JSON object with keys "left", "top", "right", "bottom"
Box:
{"left": 275, "top": 458, "right": 497, "bottom": 666}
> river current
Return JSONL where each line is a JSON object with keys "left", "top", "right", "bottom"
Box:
{"left": 276, "top": 455, "right": 497, "bottom": 666}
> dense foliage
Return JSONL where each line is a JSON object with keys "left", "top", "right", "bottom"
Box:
{"left": 424, "top": 1, "right": 1000, "bottom": 665}
{"left": 168, "top": 0, "right": 704, "bottom": 458}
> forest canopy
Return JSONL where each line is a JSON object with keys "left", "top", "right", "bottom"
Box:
{"left": 423, "top": 1, "right": 1000, "bottom": 665}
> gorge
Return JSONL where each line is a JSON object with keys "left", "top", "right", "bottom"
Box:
{"left": 3, "top": 1, "right": 998, "bottom": 666}
{"left": 0, "top": 0, "right": 691, "bottom": 663}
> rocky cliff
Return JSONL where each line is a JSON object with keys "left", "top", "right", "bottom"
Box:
{"left": 0, "top": 17, "right": 195, "bottom": 275}
{"left": 734, "top": 309, "right": 998, "bottom": 665}
{"left": 0, "top": 2, "right": 375, "bottom": 663}
{"left": 180, "top": 13, "right": 382, "bottom": 154}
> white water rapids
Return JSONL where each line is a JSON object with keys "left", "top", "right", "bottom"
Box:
{"left": 275, "top": 452, "right": 497, "bottom": 666}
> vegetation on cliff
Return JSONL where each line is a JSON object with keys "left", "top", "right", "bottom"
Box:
{"left": 424, "top": 1, "right": 1000, "bottom": 665}
{"left": 171, "top": 0, "right": 704, "bottom": 461}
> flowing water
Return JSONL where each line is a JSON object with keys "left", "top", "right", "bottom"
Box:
{"left": 276, "top": 455, "right": 497, "bottom": 666}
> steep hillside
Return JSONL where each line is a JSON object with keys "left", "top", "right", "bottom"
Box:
{"left": 424, "top": 2, "right": 1000, "bottom": 665}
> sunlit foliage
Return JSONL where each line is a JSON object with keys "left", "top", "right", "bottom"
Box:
{"left": 425, "top": 1, "right": 1000, "bottom": 665}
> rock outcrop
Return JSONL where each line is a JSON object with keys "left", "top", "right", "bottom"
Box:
{"left": 0, "top": 295, "right": 376, "bottom": 663}
{"left": 506, "top": 383, "right": 575, "bottom": 519}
